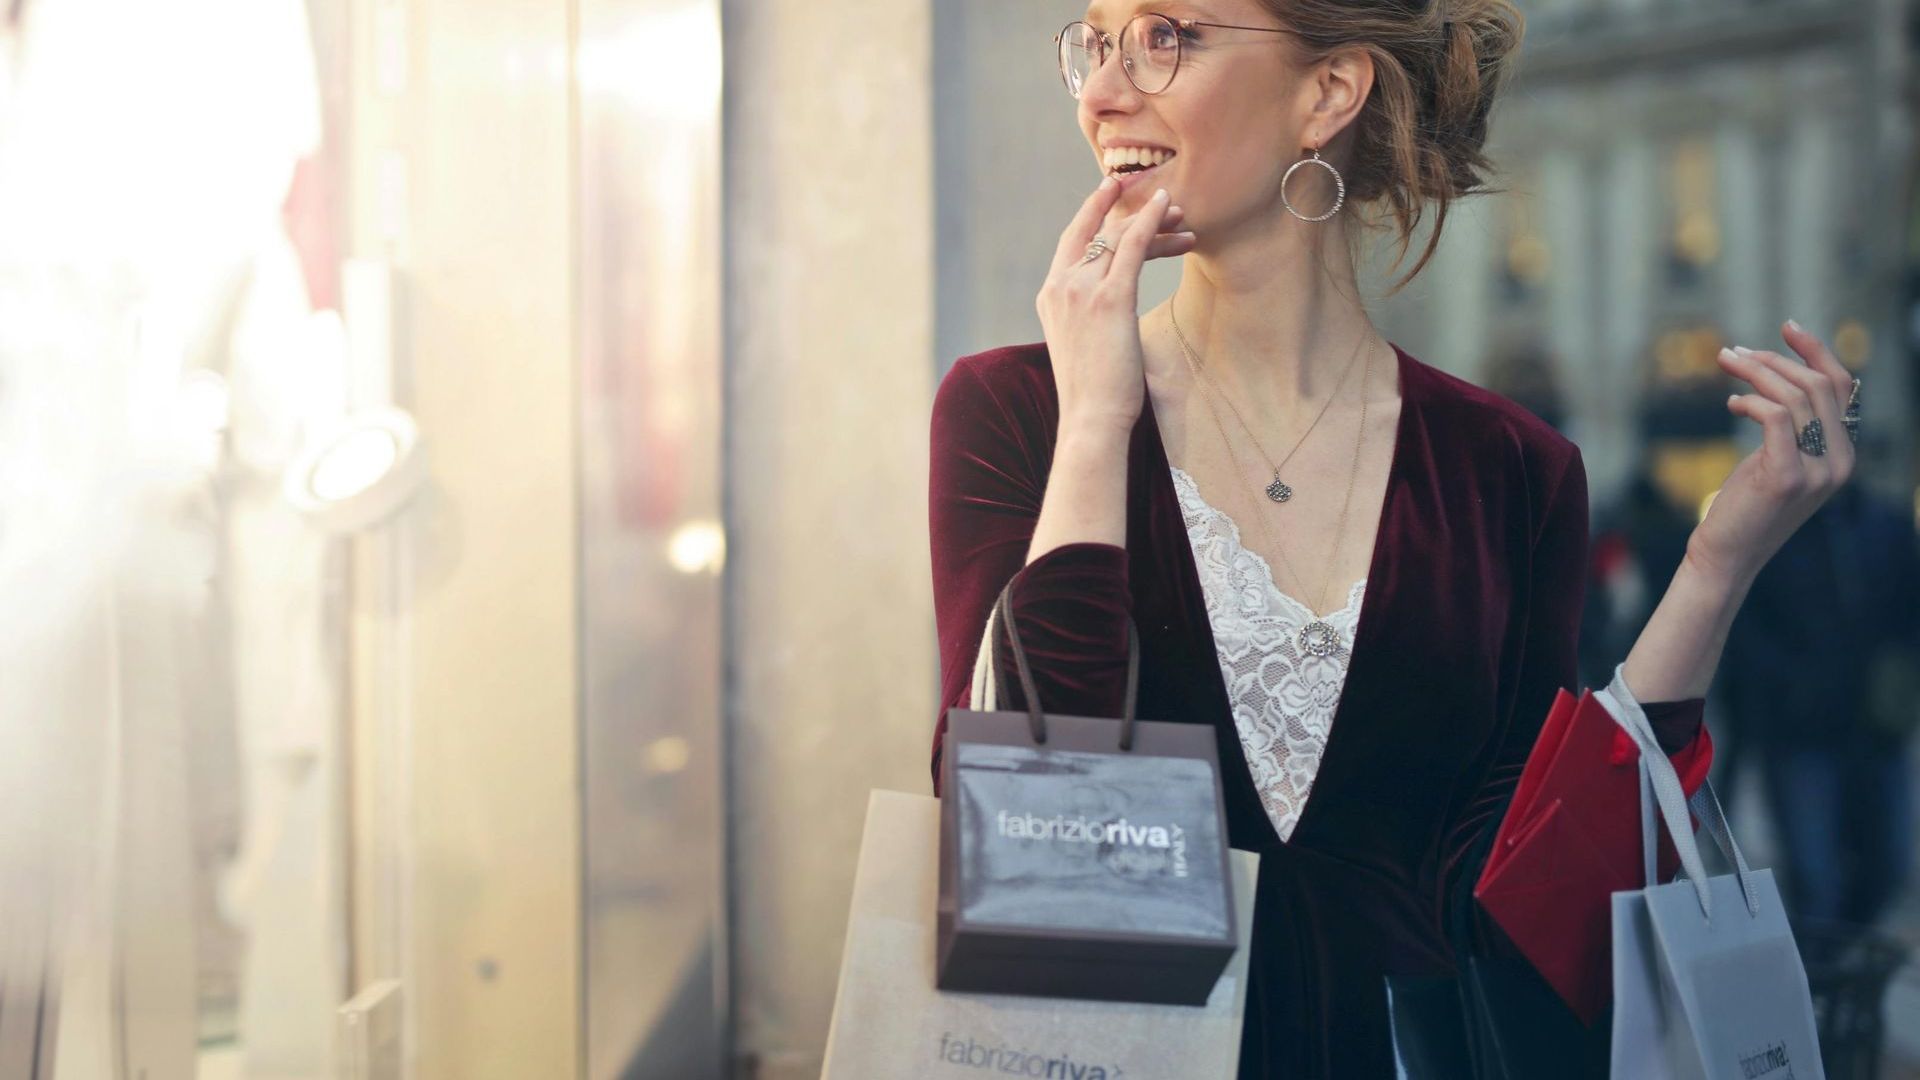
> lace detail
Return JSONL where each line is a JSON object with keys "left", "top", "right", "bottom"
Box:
{"left": 1170, "top": 463, "right": 1364, "bottom": 843}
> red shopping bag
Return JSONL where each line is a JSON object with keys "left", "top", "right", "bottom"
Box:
{"left": 1473, "top": 688, "right": 1714, "bottom": 1024}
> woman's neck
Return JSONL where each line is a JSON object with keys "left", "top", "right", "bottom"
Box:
{"left": 1144, "top": 228, "right": 1379, "bottom": 425}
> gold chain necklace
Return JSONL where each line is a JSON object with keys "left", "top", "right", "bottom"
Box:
{"left": 1174, "top": 329, "right": 1376, "bottom": 657}
{"left": 1169, "top": 298, "right": 1367, "bottom": 504}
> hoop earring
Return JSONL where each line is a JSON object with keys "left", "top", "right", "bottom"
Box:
{"left": 1281, "top": 147, "right": 1345, "bottom": 223}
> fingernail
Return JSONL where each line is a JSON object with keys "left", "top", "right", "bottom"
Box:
{"left": 1786, "top": 318, "right": 1802, "bottom": 332}
{"left": 1719, "top": 347, "right": 1736, "bottom": 361}
{"left": 1154, "top": 187, "right": 1168, "bottom": 201}
{"left": 1100, "top": 175, "right": 1116, "bottom": 189}
{"left": 1733, "top": 346, "right": 1752, "bottom": 358}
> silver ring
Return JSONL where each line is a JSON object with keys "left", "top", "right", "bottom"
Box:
{"left": 1079, "top": 234, "right": 1113, "bottom": 265}
{"left": 1843, "top": 378, "right": 1861, "bottom": 444}
{"left": 1796, "top": 417, "right": 1828, "bottom": 457}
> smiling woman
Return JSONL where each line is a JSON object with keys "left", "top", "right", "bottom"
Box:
{"left": 923, "top": 0, "right": 1810, "bottom": 1076}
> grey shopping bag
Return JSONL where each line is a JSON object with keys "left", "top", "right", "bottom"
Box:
{"left": 822, "top": 790, "right": 1259, "bottom": 1080}
{"left": 938, "top": 581, "right": 1238, "bottom": 1005}
{"left": 1600, "top": 664, "right": 1825, "bottom": 1080}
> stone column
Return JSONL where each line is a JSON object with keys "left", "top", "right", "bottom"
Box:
{"left": 722, "top": 0, "right": 937, "bottom": 1075}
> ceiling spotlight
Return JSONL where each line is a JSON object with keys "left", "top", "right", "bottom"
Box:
{"left": 283, "top": 407, "right": 428, "bottom": 533}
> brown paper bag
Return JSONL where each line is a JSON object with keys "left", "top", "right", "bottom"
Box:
{"left": 822, "top": 790, "right": 1258, "bottom": 1080}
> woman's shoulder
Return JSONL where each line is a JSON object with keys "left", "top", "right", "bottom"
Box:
{"left": 1401, "top": 346, "right": 1582, "bottom": 480}
{"left": 932, "top": 341, "right": 1060, "bottom": 434}
{"left": 937, "top": 338, "right": 1580, "bottom": 480}
{"left": 937, "top": 341, "right": 1056, "bottom": 404}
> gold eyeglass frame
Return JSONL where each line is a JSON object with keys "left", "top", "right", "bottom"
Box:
{"left": 1053, "top": 13, "right": 1298, "bottom": 98}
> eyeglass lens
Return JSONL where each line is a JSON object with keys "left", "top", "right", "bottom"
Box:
{"left": 1058, "top": 14, "right": 1181, "bottom": 98}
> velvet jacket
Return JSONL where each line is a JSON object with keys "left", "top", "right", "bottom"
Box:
{"left": 927, "top": 339, "right": 1708, "bottom": 1078}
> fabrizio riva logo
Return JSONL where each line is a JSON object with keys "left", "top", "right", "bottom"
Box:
{"left": 994, "top": 810, "right": 1188, "bottom": 877}
{"left": 1737, "top": 1041, "right": 1796, "bottom": 1079}
{"left": 935, "top": 1032, "right": 1123, "bottom": 1078}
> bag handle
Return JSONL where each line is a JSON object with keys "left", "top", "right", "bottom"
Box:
{"left": 967, "top": 576, "right": 1142, "bottom": 750}
{"left": 1685, "top": 778, "right": 1756, "bottom": 897}
{"left": 1600, "top": 662, "right": 1762, "bottom": 921}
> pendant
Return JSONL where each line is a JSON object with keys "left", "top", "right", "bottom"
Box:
{"left": 1265, "top": 474, "right": 1293, "bottom": 503}
{"left": 1297, "top": 620, "right": 1338, "bottom": 658}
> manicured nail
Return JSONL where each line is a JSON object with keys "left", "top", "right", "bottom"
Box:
{"left": 1100, "top": 175, "right": 1116, "bottom": 189}
{"left": 1154, "top": 188, "right": 1168, "bottom": 201}
{"left": 1786, "top": 318, "right": 1802, "bottom": 332}
{"left": 1733, "top": 346, "right": 1752, "bottom": 358}
{"left": 1719, "top": 347, "right": 1736, "bottom": 361}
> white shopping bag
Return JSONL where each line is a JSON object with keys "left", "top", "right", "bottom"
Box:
{"left": 1600, "top": 665, "right": 1824, "bottom": 1080}
{"left": 823, "top": 790, "right": 1259, "bottom": 1080}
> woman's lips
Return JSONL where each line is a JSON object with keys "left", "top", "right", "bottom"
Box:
{"left": 1109, "top": 157, "right": 1172, "bottom": 195}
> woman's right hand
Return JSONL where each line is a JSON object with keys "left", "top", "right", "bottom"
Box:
{"left": 1036, "top": 178, "right": 1195, "bottom": 437}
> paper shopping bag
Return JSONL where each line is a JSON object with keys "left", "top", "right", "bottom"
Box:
{"left": 939, "top": 580, "right": 1237, "bottom": 1005}
{"left": 1600, "top": 665, "right": 1825, "bottom": 1080}
{"left": 822, "top": 790, "right": 1259, "bottom": 1080}
{"left": 1474, "top": 685, "right": 1711, "bottom": 1023}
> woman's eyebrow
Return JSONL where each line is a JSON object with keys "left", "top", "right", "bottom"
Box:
{"left": 1085, "top": 1, "right": 1152, "bottom": 24}
{"left": 1084, "top": 2, "right": 1212, "bottom": 26}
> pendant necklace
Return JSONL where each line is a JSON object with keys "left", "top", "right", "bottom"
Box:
{"left": 1174, "top": 320, "right": 1377, "bottom": 658}
{"left": 1169, "top": 297, "right": 1367, "bottom": 504}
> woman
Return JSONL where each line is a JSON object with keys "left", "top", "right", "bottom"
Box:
{"left": 927, "top": 0, "right": 1861, "bottom": 1075}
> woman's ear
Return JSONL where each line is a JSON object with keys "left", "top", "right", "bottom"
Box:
{"left": 1305, "top": 46, "right": 1374, "bottom": 146}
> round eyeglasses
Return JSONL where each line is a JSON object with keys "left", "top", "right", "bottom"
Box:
{"left": 1053, "top": 13, "right": 1298, "bottom": 99}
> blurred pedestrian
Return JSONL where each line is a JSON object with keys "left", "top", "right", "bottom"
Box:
{"left": 1583, "top": 457, "right": 1698, "bottom": 694}
{"left": 1722, "top": 468, "right": 1920, "bottom": 927}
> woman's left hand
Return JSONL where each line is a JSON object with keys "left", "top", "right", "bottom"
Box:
{"left": 1686, "top": 320, "right": 1857, "bottom": 586}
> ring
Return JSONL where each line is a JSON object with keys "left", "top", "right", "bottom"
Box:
{"left": 1080, "top": 234, "right": 1113, "bottom": 265}
{"left": 1796, "top": 417, "right": 1828, "bottom": 457}
{"left": 1843, "top": 377, "right": 1861, "bottom": 444}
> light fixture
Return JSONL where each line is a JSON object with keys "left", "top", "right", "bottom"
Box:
{"left": 667, "top": 520, "right": 726, "bottom": 575}
{"left": 283, "top": 407, "right": 427, "bottom": 533}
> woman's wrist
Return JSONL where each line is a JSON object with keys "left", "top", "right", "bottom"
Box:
{"left": 1620, "top": 548, "right": 1756, "bottom": 702}
{"left": 1026, "top": 419, "right": 1133, "bottom": 563}
{"left": 1058, "top": 408, "right": 1140, "bottom": 448}
{"left": 1680, "top": 535, "right": 1764, "bottom": 597}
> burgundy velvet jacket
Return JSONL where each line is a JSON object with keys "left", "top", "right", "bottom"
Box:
{"left": 927, "top": 340, "right": 1709, "bottom": 1078}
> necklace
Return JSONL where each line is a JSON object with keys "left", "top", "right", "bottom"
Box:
{"left": 1169, "top": 297, "right": 1368, "bottom": 504}
{"left": 1179, "top": 335, "right": 1376, "bottom": 657}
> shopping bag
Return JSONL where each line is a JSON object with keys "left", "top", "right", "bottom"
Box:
{"left": 1473, "top": 683, "right": 1713, "bottom": 1023}
{"left": 1602, "top": 664, "right": 1825, "bottom": 1080}
{"left": 822, "top": 790, "right": 1259, "bottom": 1080}
{"left": 938, "top": 580, "right": 1237, "bottom": 1005}
{"left": 1388, "top": 786, "right": 1609, "bottom": 1080}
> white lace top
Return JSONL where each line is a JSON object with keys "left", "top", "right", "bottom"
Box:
{"left": 1170, "top": 464, "right": 1366, "bottom": 843}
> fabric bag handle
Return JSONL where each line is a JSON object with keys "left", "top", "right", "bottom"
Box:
{"left": 967, "top": 576, "right": 1142, "bottom": 750}
{"left": 1598, "top": 661, "right": 1762, "bottom": 921}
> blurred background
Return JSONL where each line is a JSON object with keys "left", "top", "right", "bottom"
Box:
{"left": 0, "top": 0, "right": 1914, "bottom": 1077}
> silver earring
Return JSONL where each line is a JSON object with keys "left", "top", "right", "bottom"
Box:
{"left": 1281, "top": 147, "right": 1345, "bottom": 223}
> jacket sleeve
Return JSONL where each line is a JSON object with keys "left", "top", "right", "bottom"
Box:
{"left": 1442, "top": 443, "right": 1712, "bottom": 956}
{"left": 928, "top": 357, "right": 1134, "bottom": 796}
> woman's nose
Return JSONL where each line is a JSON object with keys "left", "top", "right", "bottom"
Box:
{"left": 1078, "top": 47, "right": 1142, "bottom": 111}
